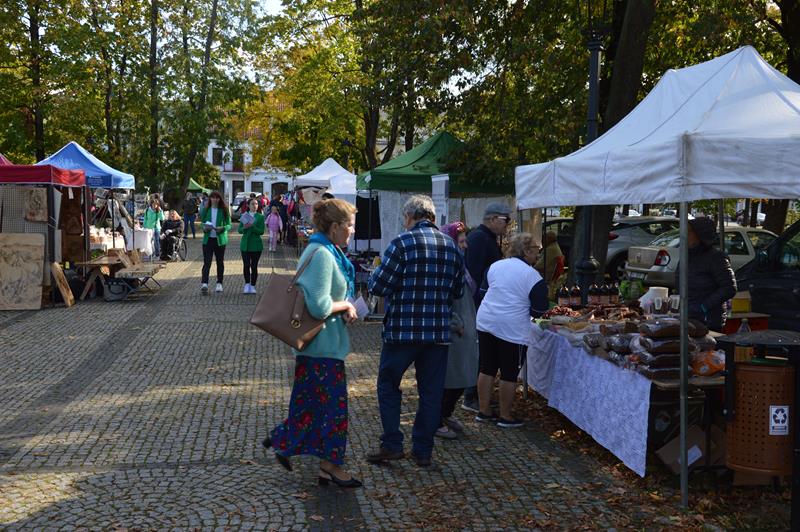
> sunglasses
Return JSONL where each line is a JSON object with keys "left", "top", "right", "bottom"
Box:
{"left": 495, "top": 216, "right": 511, "bottom": 223}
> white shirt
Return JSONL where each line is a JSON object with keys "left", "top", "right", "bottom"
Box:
{"left": 476, "top": 257, "right": 543, "bottom": 346}
{"left": 209, "top": 208, "right": 219, "bottom": 238}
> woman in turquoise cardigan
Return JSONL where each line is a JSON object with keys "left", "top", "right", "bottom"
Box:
{"left": 265, "top": 198, "right": 361, "bottom": 489}
{"left": 200, "top": 191, "right": 232, "bottom": 294}
{"left": 238, "top": 198, "right": 265, "bottom": 294}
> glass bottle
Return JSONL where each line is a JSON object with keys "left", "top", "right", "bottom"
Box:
{"left": 570, "top": 285, "right": 582, "bottom": 308}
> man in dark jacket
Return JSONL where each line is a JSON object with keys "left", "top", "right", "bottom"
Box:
{"left": 462, "top": 202, "right": 511, "bottom": 413}
{"left": 684, "top": 217, "right": 737, "bottom": 332}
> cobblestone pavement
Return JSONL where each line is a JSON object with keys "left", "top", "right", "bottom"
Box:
{"left": 1, "top": 236, "right": 642, "bottom": 530}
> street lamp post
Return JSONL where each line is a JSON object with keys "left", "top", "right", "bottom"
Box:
{"left": 575, "top": 3, "right": 608, "bottom": 302}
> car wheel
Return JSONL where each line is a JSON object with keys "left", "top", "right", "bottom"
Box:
{"left": 607, "top": 253, "right": 628, "bottom": 282}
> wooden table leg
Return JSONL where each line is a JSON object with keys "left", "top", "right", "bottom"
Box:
{"left": 80, "top": 269, "right": 100, "bottom": 301}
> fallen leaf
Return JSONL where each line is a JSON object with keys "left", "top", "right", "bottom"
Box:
{"left": 544, "top": 483, "right": 561, "bottom": 489}
{"left": 239, "top": 459, "right": 256, "bottom": 465}
{"left": 475, "top": 447, "right": 488, "bottom": 452}
{"left": 309, "top": 515, "right": 324, "bottom": 522}
{"left": 292, "top": 492, "right": 310, "bottom": 500}
{"left": 649, "top": 492, "right": 666, "bottom": 503}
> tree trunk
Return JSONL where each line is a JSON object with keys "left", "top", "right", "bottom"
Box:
{"left": 27, "top": 0, "right": 45, "bottom": 161}
{"left": 149, "top": 0, "right": 159, "bottom": 185}
{"left": 114, "top": 52, "right": 127, "bottom": 156}
{"left": 181, "top": 0, "right": 220, "bottom": 197}
{"left": 763, "top": 199, "right": 789, "bottom": 233}
{"left": 381, "top": 111, "right": 400, "bottom": 165}
{"left": 571, "top": 0, "right": 656, "bottom": 282}
{"left": 362, "top": 108, "right": 379, "bottom": 169}
{"left": 404, "top": 80, "right": 415, "bottom": 151}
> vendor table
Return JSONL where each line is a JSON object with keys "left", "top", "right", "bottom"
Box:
{"left": 722, "top": 312, "right": 770, "bottom": 335}
{"left": 717, "top": 330, "right": 800, "bottom": 531}
{"left": 76, "top": 256, "right": 123, "bottom": 300}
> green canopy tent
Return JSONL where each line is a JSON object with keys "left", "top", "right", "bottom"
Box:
{"left": 187, "top": 178, "right": 211, "bottom": 194}
{"left": 356, "top": 131, "right": 511, "bottom": 194}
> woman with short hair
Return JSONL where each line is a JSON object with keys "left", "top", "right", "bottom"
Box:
{"left": 475, "top": 232, "right": 548, "bottom": 428}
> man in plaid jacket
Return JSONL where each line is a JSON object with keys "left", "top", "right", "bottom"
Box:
{"left": 366, "top": 195, "right": 464, "bottom": 468}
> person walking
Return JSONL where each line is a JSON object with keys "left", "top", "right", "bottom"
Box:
{"left": 200, "top": 191, "right": 231, "bottom": 294}
{"left": 475, "top": 233, "right": 548, "bottom": 428}
{"left": 461, "top": 202, "right": 512, "bottom": 413}
{"left": 266, "top": 206, "right": 284, "bottom": 252}
{"left": 436, "top": 222, "right": 479, "bottom": 440}
{"left": 182, "top": 193, "right": 199, "bottom": 239}
{"left": 265, "top": 199, "right": 361, "bottom": 488}
{"left": 143, "top": 199, "right": 165, "bottom": 259}
{"left": 160, "top": 210, "right": 184, "bottom": 260}
{"left": 239, "top": 198, "right": 265, "bottom": 294}
{"left": 366, "top": 195, "right": 464, "bottom": 468}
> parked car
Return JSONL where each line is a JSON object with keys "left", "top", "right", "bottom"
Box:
{"left": 544, "top": 216, "right": 680, "bottom": 281}
{"left": 231, "top": 192, "right": 250, "bottom": 221}
{"left": 736, "top": 220, "right": 800, "bottom": 332}
{"left": 625, "top": 224, "right": 778, "bottom": 288}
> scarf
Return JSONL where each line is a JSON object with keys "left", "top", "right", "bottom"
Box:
{"left": 310, "top": 232, "right": 355, "bottom": 299}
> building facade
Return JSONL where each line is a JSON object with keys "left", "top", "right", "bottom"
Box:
{"left": 205, "top": 140, "right": 292, "bottom": 205}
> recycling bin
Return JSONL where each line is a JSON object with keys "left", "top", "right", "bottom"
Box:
{"left": 727, "top": 361, "right": 794, "bottom": 476}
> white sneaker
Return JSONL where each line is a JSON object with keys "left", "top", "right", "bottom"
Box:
{"left": 248, "top": 285, "right": 257, "bottom": 294}
{"left": 200, "top": 283, "right": 208, "bottom": 294}
{"left": 243, "top": 283, "right": 251, "bottom": 294}
{"left": 215, "top": 283, "right": 223, "bottom": 293}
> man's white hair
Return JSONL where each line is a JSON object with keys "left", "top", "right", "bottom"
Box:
{"left": 402, "top": 195, "right": 436, "bottom": 221}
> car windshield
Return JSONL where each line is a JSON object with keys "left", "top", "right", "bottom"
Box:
{"left": 650, "top": 229, "right": 680, "bottom": 247}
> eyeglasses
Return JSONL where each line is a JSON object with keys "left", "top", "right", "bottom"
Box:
{"left": 496, "top": 216, "right": 511, "bottom": 224}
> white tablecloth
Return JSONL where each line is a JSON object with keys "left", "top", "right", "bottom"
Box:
{"left": 127, "top": 228, "right": 153, "bottom": 256}
{"left": 526, "top": 327, "right": 652, "bottom": 477}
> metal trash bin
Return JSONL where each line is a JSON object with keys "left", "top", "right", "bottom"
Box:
{"left": 727, "top": 361, "right": 794, "bottom": 476}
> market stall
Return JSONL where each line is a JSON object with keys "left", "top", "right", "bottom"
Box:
{"left": 294, "top": 158, "right": 357, "bottom": 205}
{"left": 0, "top": 163, "right": 90, "bottom": 309}
{"left": 515, "top": 45, "right": 800, "bottom": 506}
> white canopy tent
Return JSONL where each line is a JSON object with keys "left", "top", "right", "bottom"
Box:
{"left": 294, "top": 158, "right": 357, "bottom": 205}
{"left": 516, "top": 46, "right": 800, "bottom": 210}
{"left": 515, "top": 45, "right": 800, "bottom": 507}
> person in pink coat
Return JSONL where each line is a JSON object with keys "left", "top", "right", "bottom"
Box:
{"left": 266, "top": 206, "right": 284, "bottom": 251}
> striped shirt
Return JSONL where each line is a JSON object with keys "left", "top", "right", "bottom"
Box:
{"left": 369, "top": 220, "right": 464, "bottom": 344}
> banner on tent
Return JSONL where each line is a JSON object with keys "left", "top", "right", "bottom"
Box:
{"left": 431, "top": 174, "right": 449, "bottom": 227}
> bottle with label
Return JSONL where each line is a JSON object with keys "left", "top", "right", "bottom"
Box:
{"left": 570, "top": 285, "right": 582, "bottom": 308}
{"left": 557, "top": 285, "right": 571, "bottom": 307}
{"left": 734, "top": 318, "right": 753, "bottom": 362}
{"left": 587, "top": 283, "right": 598, "bottom": 305}
{"left": 611, "top": 282, "right": 620, "bottom": 305}
{"left": 738, "top": 318, "right": 751, "bottom": 333}
{"left": 600, "top": 283, "right": 611, "bottom": 306}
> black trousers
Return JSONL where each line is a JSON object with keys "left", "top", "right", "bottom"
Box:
{"left": 242, "top": 250, "right": 262, "bottom": 284}
{"left": 202, "top": 238, "right": 225, "bottom": 284}
{"left": 440, "top": 388, "right": 464, "bottom": 425}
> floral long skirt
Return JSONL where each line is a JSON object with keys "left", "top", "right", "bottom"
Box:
{"left": 270, "top": 356, "right": 348, "bottom": 465}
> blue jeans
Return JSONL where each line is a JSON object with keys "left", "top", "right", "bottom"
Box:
{"left": 184, "top": 214, "right": 196, "bottom": 237}
{"left": 152, "top": 230, "right": 161, "bottom": 258}
{"left": 377, "top": 343, "right": 448, "bottom": 459}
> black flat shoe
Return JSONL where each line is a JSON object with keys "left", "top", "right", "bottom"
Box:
{"left": 275, "top": 453, "right": 292, "bottom": 472}
{"left": 318, "top": 469, "right": 362, "bottom": 488}
{"left": 262, "top": 437, "right": 272, "bottom": 449}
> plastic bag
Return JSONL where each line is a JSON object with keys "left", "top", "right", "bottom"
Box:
{"left": 604, "top": 333, "right": 638, "bottom": 354}
{"left": 640, "top": 336, "right": 698, "bottom": 354}
{"left": 637, "top": 365, "right": 684, "bottom": 380}
{"left": 638, "top": 318, "right": 692, "bottom": 338}
{"left": 637, "top": 351, "right": 682, "bottom": 368}
{"left": 691, "top": 350, "right": 726, "bottom": 377}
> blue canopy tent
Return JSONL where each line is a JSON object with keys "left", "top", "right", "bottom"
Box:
{"left": 37, "top": 142, "right": 136, "bottom": 250}
{"left": 36, "top": 141, "right": 135, "bottom": 189}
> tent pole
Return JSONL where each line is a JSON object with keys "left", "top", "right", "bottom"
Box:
{"left": 718, "top": 199, "right": 725, "bottom": 249}
{"left": 111, "top": 191, "right": 116, "bottom": 249}
{"left": 679, "top": 201, "right": 690, "bottom": 507}
{"left": 82, "top": 186, "right": 90, "bottom": 266}
{"left": 368, "top": 185, "right": 373, "bottom": 254}
{"left": 47, "top": 185, "right": 56, "bottom": 305}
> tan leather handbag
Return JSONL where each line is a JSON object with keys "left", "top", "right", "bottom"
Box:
{"left": 250, "top": 248, "right": 324, "bottom": 350}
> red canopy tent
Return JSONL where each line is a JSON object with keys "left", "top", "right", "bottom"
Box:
{"left": 0, "top": 153, "right": 12, "bottom": 165}
{"left": 0, "top": 164, "right": 85, "bottom": 187}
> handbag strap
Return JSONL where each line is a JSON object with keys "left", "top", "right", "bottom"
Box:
{"left": 289, "top": 246, "right": 321, "bottom": 289}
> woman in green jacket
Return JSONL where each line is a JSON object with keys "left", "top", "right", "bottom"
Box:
{"left": 265, "top": 199, "right": 361, "bottom": 489}
{"left": 143, "top": 199, "right": 164, "bottom": 258}
{"left": 238, "top": 198, "right": 265, "bottom": 294}
{"left": 200, "top": 191, "right": 232, "bottom": 294}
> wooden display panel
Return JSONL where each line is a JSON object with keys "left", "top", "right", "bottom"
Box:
{"left": 0, "top": 233, "right": 45, "bottom": 310}
{"left": 50, "top": 262, "right": 75, "bottom": 308}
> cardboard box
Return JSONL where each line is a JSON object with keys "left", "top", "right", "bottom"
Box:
{"left": 656, "top": 425, "right": 710, "bottom": 475}
{"left": 732, "top": 291, "right": 752, "bottom": 313}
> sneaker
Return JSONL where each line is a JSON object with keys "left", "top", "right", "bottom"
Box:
{"left": 200, "top": 283, "right": 208, "bottom": 295}
{"left": 366, "top": 446, "right": 405, "bottom": 464}
{"left": 243, "top": 283, "right": 251, "bottom": 294}
{"left": 461, "top": 399, "right": 480, "bottom": 414}
{"left": 496, "top": 418, "right": 524, "bottom": 429}
{"left": 215, "top": 283, "right": 223, "bottom": 293}
{"left": 435, "top": 426, "right": 458, "bottom": 440}
{"left": 444, "top": 417, "right": 466, "bottom": 434}
{"left": 475, "top": 412, "right": 498, "bottom": 423}
{"left": 248, "top": 285, "right": 257, "bottom": 294}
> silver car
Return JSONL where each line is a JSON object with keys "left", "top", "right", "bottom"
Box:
{"left": 625, "top": 225, "right": 778, "bottom": 288}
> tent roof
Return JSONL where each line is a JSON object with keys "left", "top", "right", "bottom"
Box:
{"left": 36, "top": 141, "right": 135, "bottom": 189}
{"left": 0, "top": 153, "right": 11, "bottom": 165}
{"left": 295, "top": 158, "right": 355, "bottom": 190}
{"left": 187, "top": 178, "right": 211, "bottom": 194}
{"left": 0, "top": 164, "right": 86, "bottom": 187}
{"left": 359, "top": 131, "right": 512, "bottom": 194}
{"left": 515, "top": 46, "right": 800, "bottom": 209}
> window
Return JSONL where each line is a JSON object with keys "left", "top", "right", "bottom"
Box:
{"left": 250, "top": 181, "right": 263, "bottom": 194}
{"left": 637, "top": 221, "right": 679, "bottom": 236}
{"left": 232, "top": 180, "right": 244, "bottom": 196}
{"left": 232, "top": 149, "right": 244, "bottom": 172}
{"left": 748, "top": 231, "right": 776, "bottom": 251}
{"left": 650, "top": 229, "right": 680, "bottom": 247}
{"left": 212, "top": 148, "right": 223, "bottom": 166}
{"left": 724, "top": 232, "right": 748, "bottom": 255}
{"left": 780, "top": 230, "right": 800, "bottom": 270}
